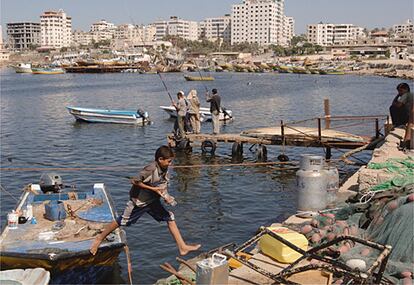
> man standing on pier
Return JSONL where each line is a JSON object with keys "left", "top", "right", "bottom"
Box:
{"left": 206, "top": 88, "right": 221, "bottom": 135}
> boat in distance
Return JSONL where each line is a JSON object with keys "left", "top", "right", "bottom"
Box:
{"left": 160, "top": 105, "right": 233, "bottom": 122}
{"left": 32, "top": 67, "right": 65, "bottom": 75}
{"left": 12, "top": 63, "right": 33, "bottom": 73}
{"left": 0, "top": 177, "right": 126, "bottom": 284}
{"left": 184, "top": 75, "right": 215, "bottom": 81}
{"left": 66, "top": 106, "right": 150, "bottom": 125}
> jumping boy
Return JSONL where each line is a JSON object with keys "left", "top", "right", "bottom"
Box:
{"left": 90, "top": 146, "right": 201, "bottom": 256}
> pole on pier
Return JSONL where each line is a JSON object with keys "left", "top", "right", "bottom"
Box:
{"left": 325, "top": 147, "right": 332, "bottom": 160}
{"left": 317, "top": 118, "right": 322, "bottom": 142}
{"left": 280, "top": 120, "right": 285, "bottom": 142}
{"left": 324, "top": 99, "right": 330, "bottom": 129}
{"left": 375, "top": 118, "right": 380, "bottom": 138}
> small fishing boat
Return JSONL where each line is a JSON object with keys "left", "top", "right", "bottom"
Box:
{"left": 32, "top": 67, "right": 65, "bottom": 75}
{"left": 184, "top": 75, "right": 215, "bottom": 81}
{"left": 0, "top": 174, "right": 126, "bottom": 284}
{"left": 66, "top": 106, "right": 150, "bottom": 125}
{"left": 160, "top": 106, "right": 233, "bottom": 122}
{"left": 12, "top": 63, "right": 32, "bottom": 73}
{"left": 0, "top": 268, "right": 50, "bottom": 285}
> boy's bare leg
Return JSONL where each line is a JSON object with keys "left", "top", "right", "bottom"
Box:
{"left": 90, "top": 220, "right": 119, "bottom": 255}
{"left": 167, "top": 220, "right": 201, "bottom": 256}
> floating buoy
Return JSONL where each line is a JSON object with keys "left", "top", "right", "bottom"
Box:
{"left": 201, "top": 140, "right": 216, "bottom": 154}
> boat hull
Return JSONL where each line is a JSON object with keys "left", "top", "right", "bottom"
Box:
{"left": 184, "top": 75, "right": 214, "bottom": 81}
{"left": 14, "top": 67, "right": 33, "bottom": 73}
{"left": 67, "top": 106, "right": 150, "bottom": 125}
{"left": 32, "top": 68, "right": 65, "bottom": 75}
{"left": 160, "top": 106, "right": 232, "bottom": 122}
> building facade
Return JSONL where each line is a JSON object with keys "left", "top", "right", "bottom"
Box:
{"left": 6, "top": 22, "right": 41, "bottom": 50}
{"left": 199, "top": 15, "right": 231, "bottom": 42}
{"left": 40, "top": 10, "right": 72, "bottom": 48}
{"left": 90, "top": 20, "right": 115, "bottom": 32}
{"left": 282, "top": 16, "right": 294, "bottom": 46}
{"left": 307, "top": 23, "right": 364, "bottom": 46}
{"left": 393, "top": 19, "right": 413, "bottom": 34}
{"left": 153, "top": 16, "right": 198, "bottom": 41}
{"left": 231, "top": 0, "right": 286, "bottom": 46}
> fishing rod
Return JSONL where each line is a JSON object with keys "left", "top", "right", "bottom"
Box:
{"left": 157, "top": 72, "right": 175, "bottom": 106}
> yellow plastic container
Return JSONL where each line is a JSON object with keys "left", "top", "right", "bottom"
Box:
{"left": 259, "top": 226, "right": 308, "bottom": 263}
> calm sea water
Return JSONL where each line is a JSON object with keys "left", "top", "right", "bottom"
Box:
{"left": 0, "top": 68, "right": 403, "bottom": 284}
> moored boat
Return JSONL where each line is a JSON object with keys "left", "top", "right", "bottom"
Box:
{"left": 66, "top": 106, "right": 150, "bottom": 125}
{"left": 160, "top": 105, "right": 233, "bottom": 122}
{"left": 12, "top": 63, "right": 32, "bottom": 73}
{"left": 184, "top": 75, "right": 214, "bottom": 81}
{"left": 0, "top": 268, "right": 50, "bottom": 285}
{"left": 32, "top": 67, "right": 65, "bottom": 75}
{"left": 0, "top": 175, "right": 126, "bottom": 284}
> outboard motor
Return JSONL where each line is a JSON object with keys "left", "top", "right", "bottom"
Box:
{"left": 39, "top": 173, "right": 64, "bottom": 193}
{"left": 137, "top": 108, "right": 148, "bottom": 118}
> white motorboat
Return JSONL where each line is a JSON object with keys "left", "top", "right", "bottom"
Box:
{"left": 66, "top": 106, "right": 150, "bottom": 125}
{"left": 160, "top": 106, "right": 233, "bottom": 122}
{"left": 13, "top": 63, "right": 32, "bottom": 73}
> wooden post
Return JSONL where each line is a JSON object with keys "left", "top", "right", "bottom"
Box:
{"left": 384, "top": 115, "right": 392, "bottom": 136}
{"left": 317, "top": 118, "right": 322, "bottom": 142}
{"left": 324, "top": 99, "right": 330, "bottom": 129}
{"left": 375, "top": 118, "right": 380, "bottom": 138}
{"left": 326, "top": 147, "right": 332, "bottom": 160}
{"left": 280, "top": 120, "right": 285, "bottom": 143}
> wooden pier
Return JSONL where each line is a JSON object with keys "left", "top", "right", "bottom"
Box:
{"left": 168, "top": 112, "right": 388, "bottom": 160}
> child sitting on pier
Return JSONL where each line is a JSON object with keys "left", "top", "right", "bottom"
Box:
{"left": 90, "top": 146, "right": 201, "bottom": 256}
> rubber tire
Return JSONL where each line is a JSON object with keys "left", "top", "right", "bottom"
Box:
{"left": 201, "top": 140, "right": 216, "bottom": 154}
{"left": 277, "top": 154, "right": 289, "bottom": 162}
{"left": 232, "top": 142, "right": 243, "bottom": 157}
{"left": 177, "top": 139, "right": 191, "bottom": 153}
{"left": 256, "top": 145, "right": 267, "bottom": 161}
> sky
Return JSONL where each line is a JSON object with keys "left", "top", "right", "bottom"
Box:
{"left": 1, "top": 0, "right": 413, "bottom": 36}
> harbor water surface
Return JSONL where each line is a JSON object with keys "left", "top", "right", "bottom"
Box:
{"left": 0, "top": 69, "right": 402, "bottom": 284}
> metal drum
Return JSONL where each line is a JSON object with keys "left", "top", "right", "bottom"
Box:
{"left": 324, "top": 166, "right": 339, "bottom": 204}
{"left": 296, "top": 155, "right": 328, "bottom": 211}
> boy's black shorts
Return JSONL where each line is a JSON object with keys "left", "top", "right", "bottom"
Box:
{"left": 117, "top": 199, "right": 174, "bottom": 226}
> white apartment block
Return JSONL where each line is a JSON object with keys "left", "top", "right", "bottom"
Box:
{"left": 231, "top": 0, "right": 286, "bottom": 46}
{"left": 90, "top": 20, "right": 115, "bottom": 32}
{"left": 72, "top": 30, "right": 94, "bottom": 46}
{"left": 153, "top": 16, "right": 198, "bottom": 41}
{"left": 282, "top": 16, "right": 294, "bottom": 46}
{"left": 199, "top": 14, "right": 231, "bottom": 42}
{"left": 114, "top": 24, "right": 155, "bottom": 42}
{"left": 40, "top": 10, "right": 72, "bottom": 48}
{"left": 393, "top": 19, "right": 413, "bottom": 34}
{"left": 307, "top": 23, "right": 364, "bottom": 46}
{"left": 6, "top": 22, "right": 41, "bottom": 50}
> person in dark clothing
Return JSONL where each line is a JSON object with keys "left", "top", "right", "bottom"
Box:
{"left": 390, "top": 83, "right": 412, "bottom": 127}
{"left": 206, "top": 88, "right": 221, "bottom": 134}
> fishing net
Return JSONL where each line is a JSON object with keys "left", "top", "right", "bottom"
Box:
{"left": 286, "top": 184, "right": 414, "bottom": 283}
{"left": 367, "top": 157, "right": 414, "bottom": 192}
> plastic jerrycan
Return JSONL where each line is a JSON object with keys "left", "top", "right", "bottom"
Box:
{"left": 259, "top": 226, "right": 308, "bottom": 263}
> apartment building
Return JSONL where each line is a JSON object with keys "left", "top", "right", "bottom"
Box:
{"left": 231, "top": 0, "right": 286, "bottom": 46}
{"left": 153, "top": 16, "right": 198, "bottom": 41}
{"left": 199, "top": 14, "right": 231, "bottom": 42}
{"left": 393, "top": 19, "right": 413, "bottom": 34}
{"left": 90, "top": 20, "right": 115, "bottom": 32}
{"left": 6, "top": 22, "right": 41, "bottom": 50}
{"left": 307, "top": 23, "right": 364, "bottom": 46}
{"left": 40, "top": 10, "right": 72, "bottom": 48}
{"left": 281, "top": 16, "right": 294, "bottom": 46}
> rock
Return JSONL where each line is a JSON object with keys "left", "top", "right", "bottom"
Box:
{"left": 311, "top": 233, "right": 321, "bottom": 243}
{"left": 301, "top": 225, "right": 313, "bottom": 235}
{"left": 346, "top": 259, "right": 367, "bottom": 271}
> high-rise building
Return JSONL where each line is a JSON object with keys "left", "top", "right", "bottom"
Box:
{"left": 6, "top": 22, "right": 41, "bottom": 50}
{"left": 282, "top": 16, "right": 295, "bottom": 46}
{"left": 199, "top": 15, "right": 231, "bottom": 42}
{"left": 90, "top": 20, "right": 115, "bottom": 32}
{"left": 307, "top": 23, "right": 364, "bottom": 46}
{"left": 231, "top": 0, "right": 285, "bottom": 46}
{"left": 393, "top": 19, "right": 413, "bottom": 34}
{"left": 153, "top": 16, "right": 198, "bottom": 41}
{"left": 40, "top": 9, "right": 72, "bottom": 48}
